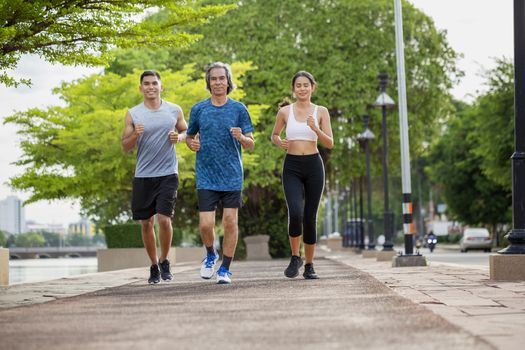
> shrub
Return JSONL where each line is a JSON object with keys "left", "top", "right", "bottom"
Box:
{"left": 103, "top": 223, "right": 144, "bottom": 248}
{"left": 104, "top": 223, "right": 182, "bottom": 248}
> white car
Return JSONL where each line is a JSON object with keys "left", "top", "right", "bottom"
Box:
{"left": 460, "top": 228, "right": 492, "bottom": 253}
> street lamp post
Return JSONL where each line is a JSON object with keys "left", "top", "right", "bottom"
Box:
{"left": 499, "top": 0, "right": 525, "bottom": 255}
{"left": 352, "top": 178, "right": 361, "bottom": 250}
{"left": 359, "top": 176, "right": 365, "bottom": 250}
{"left": 357, "top": 115, "right": 376, "bottom": 250}
{"left": 373, "top": 73, "right": 396, "bottom": 251}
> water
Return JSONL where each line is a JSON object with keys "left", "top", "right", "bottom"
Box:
{"left": 9, "top": 257, "right": 98, "bottom": 285}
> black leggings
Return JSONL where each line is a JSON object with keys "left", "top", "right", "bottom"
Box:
{"left": 282, "top": 153, "right": 325, "bottom": 245}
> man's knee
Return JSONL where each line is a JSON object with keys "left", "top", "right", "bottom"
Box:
{"left": 222, "top": 210, "right": 238, "bottom": 232}
{"left": 223, "top": 220, "right": 237, "bottom": 233}
{"left": 157, "top": 214, "right": 172, "bottom": 228}
{"left": 199, "top": 212, "right": 215, "bottom": 233}
{"left": 141, "top": 217, "right": 155, "bottom": 230}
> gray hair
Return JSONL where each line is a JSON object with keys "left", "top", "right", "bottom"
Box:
{"left": 205, "top": 62, "right": 235, "bottom": 94}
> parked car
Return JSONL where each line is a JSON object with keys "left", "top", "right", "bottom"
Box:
{"left": 460, "top": 228, "right": 492, "bottom": 253}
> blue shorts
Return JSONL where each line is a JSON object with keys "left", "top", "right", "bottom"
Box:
{"left": 197, "top": 190, "right": 242, "bottom": 212}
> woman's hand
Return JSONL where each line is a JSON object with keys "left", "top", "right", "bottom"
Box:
{"left": 306, "top": 115, "right": 320, "bottom": 133}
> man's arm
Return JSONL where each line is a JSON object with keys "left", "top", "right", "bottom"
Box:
{"left": 239, "top": 132, "right": 255, "bottom": 151}
{"left": 121, "top": 112, "right": 143, "bottom": 152}
{"left": 175, "top": 109, "right": 188, "bottom": 142}
{"left": 230, "top": 128, "right": 254, "bottom": 151}
{"left": 185, "top": 133, "right": 200, "bottom": 152}
{"left": 169, "top": 109, "right": 189, "bottom": 144}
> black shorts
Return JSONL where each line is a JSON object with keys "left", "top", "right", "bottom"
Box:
{"left": 197, "top": 190, "right": 242, "bottom": 212}
{"left": 132, "top": 174, "right": 179, "bottom": 220}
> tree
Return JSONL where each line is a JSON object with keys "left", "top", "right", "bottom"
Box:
{"left": 472, "top": 58, "right": 515, "bottom": 189}
{"left": 428, "top": 99, "right": 511, "bottom": 235}
{"left": 0, "top": 230, "right": 6, "bottom": 247}
{"left": 105, "top": 0, "right": 460, "bottom": 256}
{"left": 0, "top": 0, "right": 235, "bottom": 86}
{"left": 40, "top": 230, "right": 61, "bottom": 247}
{"left": 66, "top": 232, "right": 91, "bottom": 246}
{"left": 4, "top": 62, "right": 263, "bottom": 225}
{"left": 14, "top": 232, "right": 46, "bottom": 247}
{"left": 107, "top": 0, "right": 460, "bottom": 186}
{"left": 428, "top": 59, "right": 514, "bottom": 241}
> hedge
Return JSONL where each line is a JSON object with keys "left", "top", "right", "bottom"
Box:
{"left": 103, "top": 223, "right": 183, "bottom": 248}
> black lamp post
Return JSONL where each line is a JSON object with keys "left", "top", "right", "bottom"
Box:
{"left": 373, "top": 73, "right": 396, "bottom": 251}
{"left": 348, "top": 184, "right": 354, "bottom": 247}
{"left": 357, "top": 115, "right": 376, "bottom": 250}
{"left": 352, "top": 177, "right": 360, "bottom": 249}
{"left": 359, "top": 176, "right": 365, "bottom": 250}
{"left": 499, "top": 0, "right": 525, "bottom": 254}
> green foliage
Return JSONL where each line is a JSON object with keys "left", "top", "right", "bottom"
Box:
{"left": 472, "top": 58, "right": 515, "bottom": 189}
{"left": 6, "top": 234, "right": 15, "bottom": 248}
{"left": 104, "top": 0, "right": 459, "bottom": 257}
{"left": 66, "top": 232, "right": 92, "bottom": 246}
{"left": 0, "top": 0, "right": 235, "bottom": 86}
{"left": 427, "top": 59, "right": 514, "bottom": 228}
{"left": 41, "top": 231, "right": 60, "bottom": 247}
{"left": 103, "top": 223, "right": 144, "bottom": 248}
{"left": 238, "top": 186, "right": 290, "bottom": 257}
{"left": 428, "top": 87, "right": 512, "bottom": 227}
{"left": 108, "top": 0, "right": 459, "bottom": 186}
{"left": 104, "top": 223, "right": 185, "bottom": 248}
{"left": 14, "top": 232, "right": 46, "bottom": 247}
{"left": 172, "top": 227, "right": 183, "bottom": 247}
{"left": 0, "top": 230, "right": 6, "bottom": 247}
{"left": 5, "top": 62, "right": 263, "bottom": 225}
{"left": 219, "top": 234, "right": 246, "bottom": 260}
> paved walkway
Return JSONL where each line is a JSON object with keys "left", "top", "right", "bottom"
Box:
{"left": 0, "top": 251, "right": 523, "bottom": 350}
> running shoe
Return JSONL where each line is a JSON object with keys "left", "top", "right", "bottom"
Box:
{"left": 284, "top": 255, "right": 303, "bottom": 278}
{"left": 216, "top": 266, "right": 232, "bottom": 284}
{"left": 148, "top": 264, "right": 161, "bottom": 284}
{"left": 159, "top": 259, "right": 173, "bottom": 281}
{"left": 200, "top": 251, "right": 218, "bottom": 279}
{"left": 303, "top": 263, "right": 319, "bottom": 279}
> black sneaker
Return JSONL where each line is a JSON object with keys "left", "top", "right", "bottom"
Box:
{"left": 148, "top": 264, "right": 161, "bottom": 284}
{"left": 284, "top": 255, "right": 303, "bottom": 278}
{"left": 159, "top": 259, "right": 173, "bottom": 281}
{"left": 303, "top": 263, "right": 319, "bottom": 279}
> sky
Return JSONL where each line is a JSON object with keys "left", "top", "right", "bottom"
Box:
{"left": 0, "top": 0, "right": 515, "bottom": 228}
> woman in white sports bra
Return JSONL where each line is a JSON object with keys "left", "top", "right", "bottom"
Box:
{"left": 271, "top": 71, "right": 333, "bottom": 279}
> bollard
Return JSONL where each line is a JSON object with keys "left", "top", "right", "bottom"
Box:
{"left": 0, "top": 248, "right": 9, "bottom": 287}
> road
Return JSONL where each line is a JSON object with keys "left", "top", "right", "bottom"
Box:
{"left": 421, "top": 246, "right": 491, "bottom": 269}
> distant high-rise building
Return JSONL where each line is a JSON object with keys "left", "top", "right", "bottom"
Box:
{"left": 0, "top": 196, "right": 26, "bottom": 234}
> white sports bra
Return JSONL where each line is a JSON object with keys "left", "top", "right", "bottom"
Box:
{"left": 285, "top": 104, "right": 319, "bottom": 141}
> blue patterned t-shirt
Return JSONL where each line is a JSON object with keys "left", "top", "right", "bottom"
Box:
{"left": 187, "top": 98, "right": 254, "bottom": 191}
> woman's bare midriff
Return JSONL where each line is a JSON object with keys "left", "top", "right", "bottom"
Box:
{"left": 287, "top": 140, "right": 318, "bottom": 155}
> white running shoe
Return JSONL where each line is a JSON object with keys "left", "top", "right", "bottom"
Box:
{"left": 200, "top": 252, "right": 218, "bottom": 279}
{"left": 216, "top": 266, "right": 232, "bottom": 284}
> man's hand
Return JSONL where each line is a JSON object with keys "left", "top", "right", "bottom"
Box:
{"left": 168, "top": 130, "right": 178, "bottom": 144}
{"left": 230, "top": 127, "right": 243, "bottom": 141}
{"left": 134, "top": 124, "right": 145, "bottom": 136}
{"left": 188, "top": 133, "right": 200, "bottom": 152}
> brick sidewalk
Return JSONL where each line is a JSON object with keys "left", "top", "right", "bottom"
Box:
{"left": 328, "top": 252, "right": 525, "bottom": 350}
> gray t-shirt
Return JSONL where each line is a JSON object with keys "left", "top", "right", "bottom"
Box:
{"left": 129, "top": 100, "right": 181, "bottom": 178}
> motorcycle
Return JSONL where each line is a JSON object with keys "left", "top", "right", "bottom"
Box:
{"left": 427, "top": 236, "right": 438, "bottom": 252}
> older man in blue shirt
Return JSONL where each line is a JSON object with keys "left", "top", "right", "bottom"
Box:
{"left": 186, "top": 62, "right": 255, "bottom": 284}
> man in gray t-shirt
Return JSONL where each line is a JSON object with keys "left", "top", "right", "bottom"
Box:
{"left": 121, "top": 70, "right": 187, "bottom": 284}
